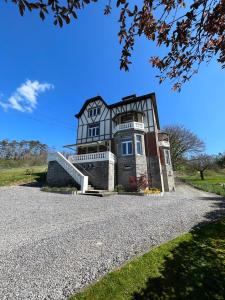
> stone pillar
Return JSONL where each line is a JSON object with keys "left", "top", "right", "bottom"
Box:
{"left": 145, "top": 132, "right": 164, "bottom": 191}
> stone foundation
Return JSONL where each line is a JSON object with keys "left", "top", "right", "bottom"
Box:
{"left": 147, "top": 156, "right": 163, "bottom": 190}
{"left": 47, "top": 161, "right": 79, "bottom": 188}
{"left": 75, "top": 160, "right": 115, "bottom": 191}
{"left": 162, "top": 165, "right": 175, "bottom": 192}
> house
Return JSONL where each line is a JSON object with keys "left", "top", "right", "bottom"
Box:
{"left": 47, "top": 93, "right": 175, "bottom": 193}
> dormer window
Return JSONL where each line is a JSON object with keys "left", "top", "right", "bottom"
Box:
{"left": 88, "top": 106, "right": 101, "bottom": 118}
{"left": 88, "top": 123, "right": 100, "bottom": 137}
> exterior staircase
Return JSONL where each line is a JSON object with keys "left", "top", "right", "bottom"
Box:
{"left": 48, "top": 152, "right": 116, "bottom": 196}
{"left": 48, "top": 152, "right": 88, "bottom": 193}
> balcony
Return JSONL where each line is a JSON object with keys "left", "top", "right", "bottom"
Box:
{"left": 158, "top": 131, "right": 170, "bottom": 148}
{"left": 158, "top": 140, "right": 170, "bottom": 147}
{"left": 112, "top": 122, "right": 145, "bottom": 135}
{"left": 68, "top": 151, "right": 116, "bottom": 164}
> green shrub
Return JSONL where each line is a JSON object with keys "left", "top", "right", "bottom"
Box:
{"left": 41, "top": 186, "right": 77, "bottom": 194}
{"left": 114, "top": 184, "right": 125, "bottom": 192}
{"left": 25, "top": 168, "right": 34, "bottom": 175}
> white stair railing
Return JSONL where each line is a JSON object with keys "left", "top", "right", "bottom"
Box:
{"left": 48, "top": 152, "right": 88, "bottom": 193}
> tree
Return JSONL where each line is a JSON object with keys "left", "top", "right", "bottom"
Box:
{"left": 215, "top": 152, "right": 225, "bottom": 168}
{"left": 0, "top": 139, "right": 48, "bottom": 165}
{"left": 188, "top": 154, "right": 214, "bottom": 180}
{"left": 6, "top": 0, "right": 225, "bottom": 90}
{"left": 163, "top": 125, "right": 205, "bottom": 168}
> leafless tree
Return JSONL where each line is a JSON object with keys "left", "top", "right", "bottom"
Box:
{"left": 163, "top": 125, "right": 205, "bottom": 168}
{"left": 189, "top": 154, "right": 215, "bottom": 180}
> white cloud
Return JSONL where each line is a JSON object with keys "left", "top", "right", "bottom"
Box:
{"left": 0, "top": 80, "right": 54, "bottom": 113}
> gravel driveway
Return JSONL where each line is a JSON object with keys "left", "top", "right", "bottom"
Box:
{"left": 0, "top": 183, "right": 224, "bottom": 300}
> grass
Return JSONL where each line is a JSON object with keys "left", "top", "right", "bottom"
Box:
{"left": 182, "top": 169, "right": 225, "bottom": 197}
{"left": 0, "top": 165, "right": 47, "bottom": 186}
{"left": 70, "top": 217, "right": 225, "bottom": 300}
{"left": 41, "top": 186, "right": 77, "bottom": 194}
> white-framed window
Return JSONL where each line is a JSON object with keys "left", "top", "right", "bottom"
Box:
{"left": 164, "top": 149, "right": 171, "bottom": 165}
{"left": 121, "top": 138, "right": 133, "bottom": 155}
{"left": 88, "top": 107, "right": 101, "bottom": 118}
{"left": 136, "top": 134, "right": 143, "bottom": 155}
{"left": 88, "top": 123, "right": 100, "bottom": 137}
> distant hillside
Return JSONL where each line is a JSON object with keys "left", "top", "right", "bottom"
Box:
{"left": 0, "top": 139, "right": 48, "bottom": 168}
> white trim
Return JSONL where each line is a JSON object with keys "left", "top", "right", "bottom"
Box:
{"left": 164, "top": 149, "right": 171, "bottom": 165}
{"left": 68, "top": 151, "right": 116, "bottom": 163}
{"left": 158, "top": 140, "right": 170, "bottom": 147}
{"left": 113, "top": 122, "right": 145, "bottom": 135}
{"left": 48, "top": 152, "right": 88, "bottom": 193}
{"left": 121, "top": 140, "right": 133, "bottom": 156}
{"left": 135, "top": 134, "right": 143, "bottom": 155}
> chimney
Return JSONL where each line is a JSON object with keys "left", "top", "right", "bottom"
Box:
{"left": 122, "top": 94, "right": 136, "bottom": 102}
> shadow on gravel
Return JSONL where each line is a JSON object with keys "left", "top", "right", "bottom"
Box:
{"left": 198, "top": 196, "right": 225, "bottom": 201}
{"left": 132, "top": 196, "right": 225, "bottom": 300}
{"left": 20, "top": 171, "right": 47, "bottom": 188}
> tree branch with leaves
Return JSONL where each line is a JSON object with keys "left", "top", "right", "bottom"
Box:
{"left": 7, "top": 0, "right": 225, "bottom": 90}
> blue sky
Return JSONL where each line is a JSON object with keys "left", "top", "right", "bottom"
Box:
{"left": 0, "top": 2, "right": 224, "bottom": 154}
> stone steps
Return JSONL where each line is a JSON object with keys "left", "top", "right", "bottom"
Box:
{"left": 80, "top": 190, "right": 117, "bottom": 197}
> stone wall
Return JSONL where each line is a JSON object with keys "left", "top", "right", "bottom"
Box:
{"left": 47, "top": 161, "right": 79, "bottom": 188}
{"left": 145, "top": 132, "right": 163, "bottom": 191}
{"left": 113, "top": 130, "right": 148, "bottom": 191}
{"left": 147, "top": 156, "right": 163, "bottom": 190}
{"left": 135, "top": 155, "right": 148, "bottom": 178}
{"left": 75, "top": 160, "right": 115, "bottom": 191}
{"left": 159, "top": 146, "right": 175, "bottom": 192}
{"left": 162, "top": 165, "right": 175, "bottom": 192}
{"left": 116, "top": 155, "right": 136, "bottom": 190}
{"left": 47, "top": 160, "right": 115, "bottom": 191}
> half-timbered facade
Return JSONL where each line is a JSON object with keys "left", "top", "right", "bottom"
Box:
{"left": 47, "top": 93, "right": 175, "bottom": 192}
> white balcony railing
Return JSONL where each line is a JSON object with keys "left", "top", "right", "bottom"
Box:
{"left": 158, "top": 140, "right": 170, "bottom": 147}
{"left": 68, "top": 151, "right": 116, "bottom": 164}
{"left": 112, "top": 122, "right": 145, "bottom": 135}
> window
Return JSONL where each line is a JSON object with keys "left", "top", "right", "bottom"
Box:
{"left": 88, "top": 123, "right": 100, "bottom": 137}
{"left": 88, "top": 106, "right": 101, "bottom": 118}
{"left": 121, "top": 138, "right": 133, "bottom": 155}
{"left": 164, "top": 149, "right": 171, "bottom": 165}
{"left": 136, "top": 134, "right": 143, "bottom": 155}
{"left": 121, "top": 113, "right": 133, "bottom": 123}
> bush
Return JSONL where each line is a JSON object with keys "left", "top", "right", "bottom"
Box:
{"left": 41, "top": 186, "right": 77, "bottom": 194}
{"left": 144, "top": 188, "right": 161, "bottom": 195}
{"left": 114, "top": 184, "right": 125, "bottom": 192}
{"left": 25, "top": 168, "right": 34, "bottom": 175}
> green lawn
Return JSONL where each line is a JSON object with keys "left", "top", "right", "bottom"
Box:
{"left": 70, "top": 217, "right": 225, "bottom": 300}
{"left": 0, "top": 165, "right": 47, "bottom": 186}
{"left": 183, "top": 169, "right": 225, "bottom": 197}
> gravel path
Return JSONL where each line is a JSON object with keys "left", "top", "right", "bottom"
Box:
{"left": 0, "top": 183, "right": 224, "bottom": 300}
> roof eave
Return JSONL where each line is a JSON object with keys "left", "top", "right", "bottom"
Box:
{"left": 75, "top": 96, "right": 108, "bottom": 118}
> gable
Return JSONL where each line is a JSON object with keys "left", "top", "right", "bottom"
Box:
{"left": 75, "top": 96, "right": 108, "bottom": 118}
